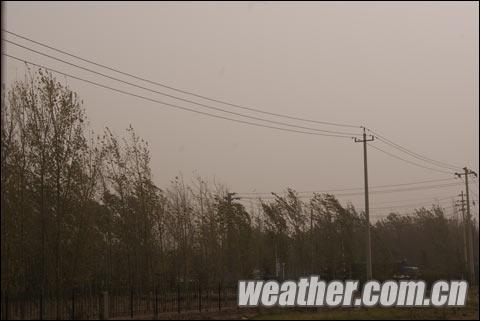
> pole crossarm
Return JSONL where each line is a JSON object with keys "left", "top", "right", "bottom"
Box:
{"left": 455, "top": 168, "right": 478, "bottom": 179}
{"left": 354, "top": 135, "right": 375, "bottom": 143}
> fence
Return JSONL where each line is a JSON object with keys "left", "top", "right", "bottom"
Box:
{"left": 1, "top": 283, "right": 239, "bottom": 320}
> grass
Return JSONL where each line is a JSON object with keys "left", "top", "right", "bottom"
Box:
{"left": 251, "top": 307, "right": 476, "bottom": 320}
{"left": 250, "top": 299, "right": 479, "bottom": 320}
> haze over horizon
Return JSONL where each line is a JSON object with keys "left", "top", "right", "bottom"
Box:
{"left": 3, "top": 1, "right": 479, "bottom": 217}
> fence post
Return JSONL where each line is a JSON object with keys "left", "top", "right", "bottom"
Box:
{"left": 99, "top": 291, "right": 109, "bottom": 320}
{"left": 205, "top": 286, "right": 209, "bottom": 312}
{"left": 39, "top": 292, "right": 43, "bottom": 320}
{"left": 198, "top": 282, "right": 202, "bottom": 312}
{"left": 218, "top": 282, "right": 221, "bottom": 311}
{"left": 4, "top": 292, "right": 9, "bottom": 320}
{"left": 236, "top": 283, "right": 239, "bottom": 311}
{"left": 154, "top": 284, "right": 158, "bottom": 320}
{"left": 176, "top": 285, "right": 180, "bottom": 313}
{"left": 56, "top": 289, "right": 60, "bottom": 321}
{"left": 130, "top": 289, "right": 133, "bottom": 319}
{"left": 71, "top": 289, "right": 75, "bottom": 320}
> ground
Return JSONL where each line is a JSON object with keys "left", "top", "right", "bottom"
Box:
{"left": 112, "top": 292, "right": 479, "bottom": 320}
{"left": 250, "top": 306, "right": 478, "bottom": 320}
{"left": 121, "top": 305, "right": 478, "bottom": 320}
{"left": 250, "top": 294, "right": 479, "bottom": 320}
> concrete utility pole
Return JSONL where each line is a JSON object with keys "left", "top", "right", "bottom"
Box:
{"left": 455, "top": 191, "right": 468, "bottom": 272}
{"left": 455, "top": 168, "right": 478, "bottom": 285}
{"left": 355, "top": 127, "right": 375, "bottom": 280}
{"left": 225, "top": 192, "right": 239, "bottom": 204}
{"left": 310, "top": 208, "right": 314, "bottom": 275}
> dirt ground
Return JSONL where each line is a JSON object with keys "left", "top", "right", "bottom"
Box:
{"left": 111, "top": 304, "right": 478, "bottom": 320}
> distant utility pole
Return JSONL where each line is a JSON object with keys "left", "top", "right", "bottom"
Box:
{"left": 225, "top": 192, "right": 239, "bottom": 208}
{"left": 455, "top": 191, "right": 468, "bottom": 273}
{"left": 455, "top": 168, "right": 478, "bottom": 285}
{"left": 355, "top": 127, "right": 375, "bottom": 280}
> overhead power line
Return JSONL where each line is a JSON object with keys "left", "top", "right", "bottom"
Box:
{"left": 367, "top": 143, "right": 454, "bottom": 175}
{"left": 370, "top": 194, "right": 457, "bottom": 205}
{"left": 3, "top": 39, "right": 361, "bottom": 137}
{"left": 238, "top": 177, "right": 457, "bottom": 195}
{"left": 4, "top": 54, "right": 355, "bottom": 140}
{"left": 238, "top": 181, "right": 463, "bottom": 199}
{"left": 3, "top": 29, "right": 361, "bottom": 129}
{"left": 239, "top": 192, "right": 457, "bottom": 215}
{"left": 346, "top": 182, "right": 461, "bottom": 196}
{"left": 366, "top": 127, "right": 462, "bottom": 171}
{"left": 371, "top": 205, "right": 455, "bottom": 218}
{"left": 369, "top": 196, "right": 454, "bottom": 211}
{"left": 459, "top": 176, "right": 480, "bottom": 200}
{"left": 3, "top": 30, "right": 470, "bottom": 182}
{"left": 237, "top": 197, "right": 457, "bottom": 218}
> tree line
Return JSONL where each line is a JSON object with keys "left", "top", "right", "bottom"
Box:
{"left": 1, "top": 70, "right": 478, "bottom": 297}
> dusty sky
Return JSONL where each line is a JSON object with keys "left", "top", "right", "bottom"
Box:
{"left": 3, "top": 1, "right": 479, "bottom": 218}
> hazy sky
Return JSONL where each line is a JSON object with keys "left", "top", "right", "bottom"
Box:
{"left": 3, "top": 1, "right": 479, "bottom": 217}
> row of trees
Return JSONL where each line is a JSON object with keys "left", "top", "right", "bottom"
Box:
{"left": 1, "top": 71, "right": 478, "bottom": 296}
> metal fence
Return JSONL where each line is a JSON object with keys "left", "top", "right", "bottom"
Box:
{"left": 1, "top": 283, "right": 239, "bottom": 320}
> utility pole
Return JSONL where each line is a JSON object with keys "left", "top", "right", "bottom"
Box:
{"left": 455, "top": 191, "right": 468, "bottom": 273}
{"left": 224, "top": 191, "right": 240, "bottom": 216}
{"left": 225, "top": 191, "right": 240, "bottom": 207}
{"left": 355, "top": 127, "right": 375, "bottom": 280}
{"left": 224, "top": 191, "right": 239, "bottom": 278}
{"left": 455, "top": 168, "right": 478, "bottom": 285}
{"left": 310, "top": 208, "right": 314, "bottom": 274}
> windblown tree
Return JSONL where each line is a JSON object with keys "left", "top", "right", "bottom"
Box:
{"left": 1, "top": 69, "right": 478, "bottom": 297}
{"left": 1, "top": 70, "right": 98, "bottom": 295}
